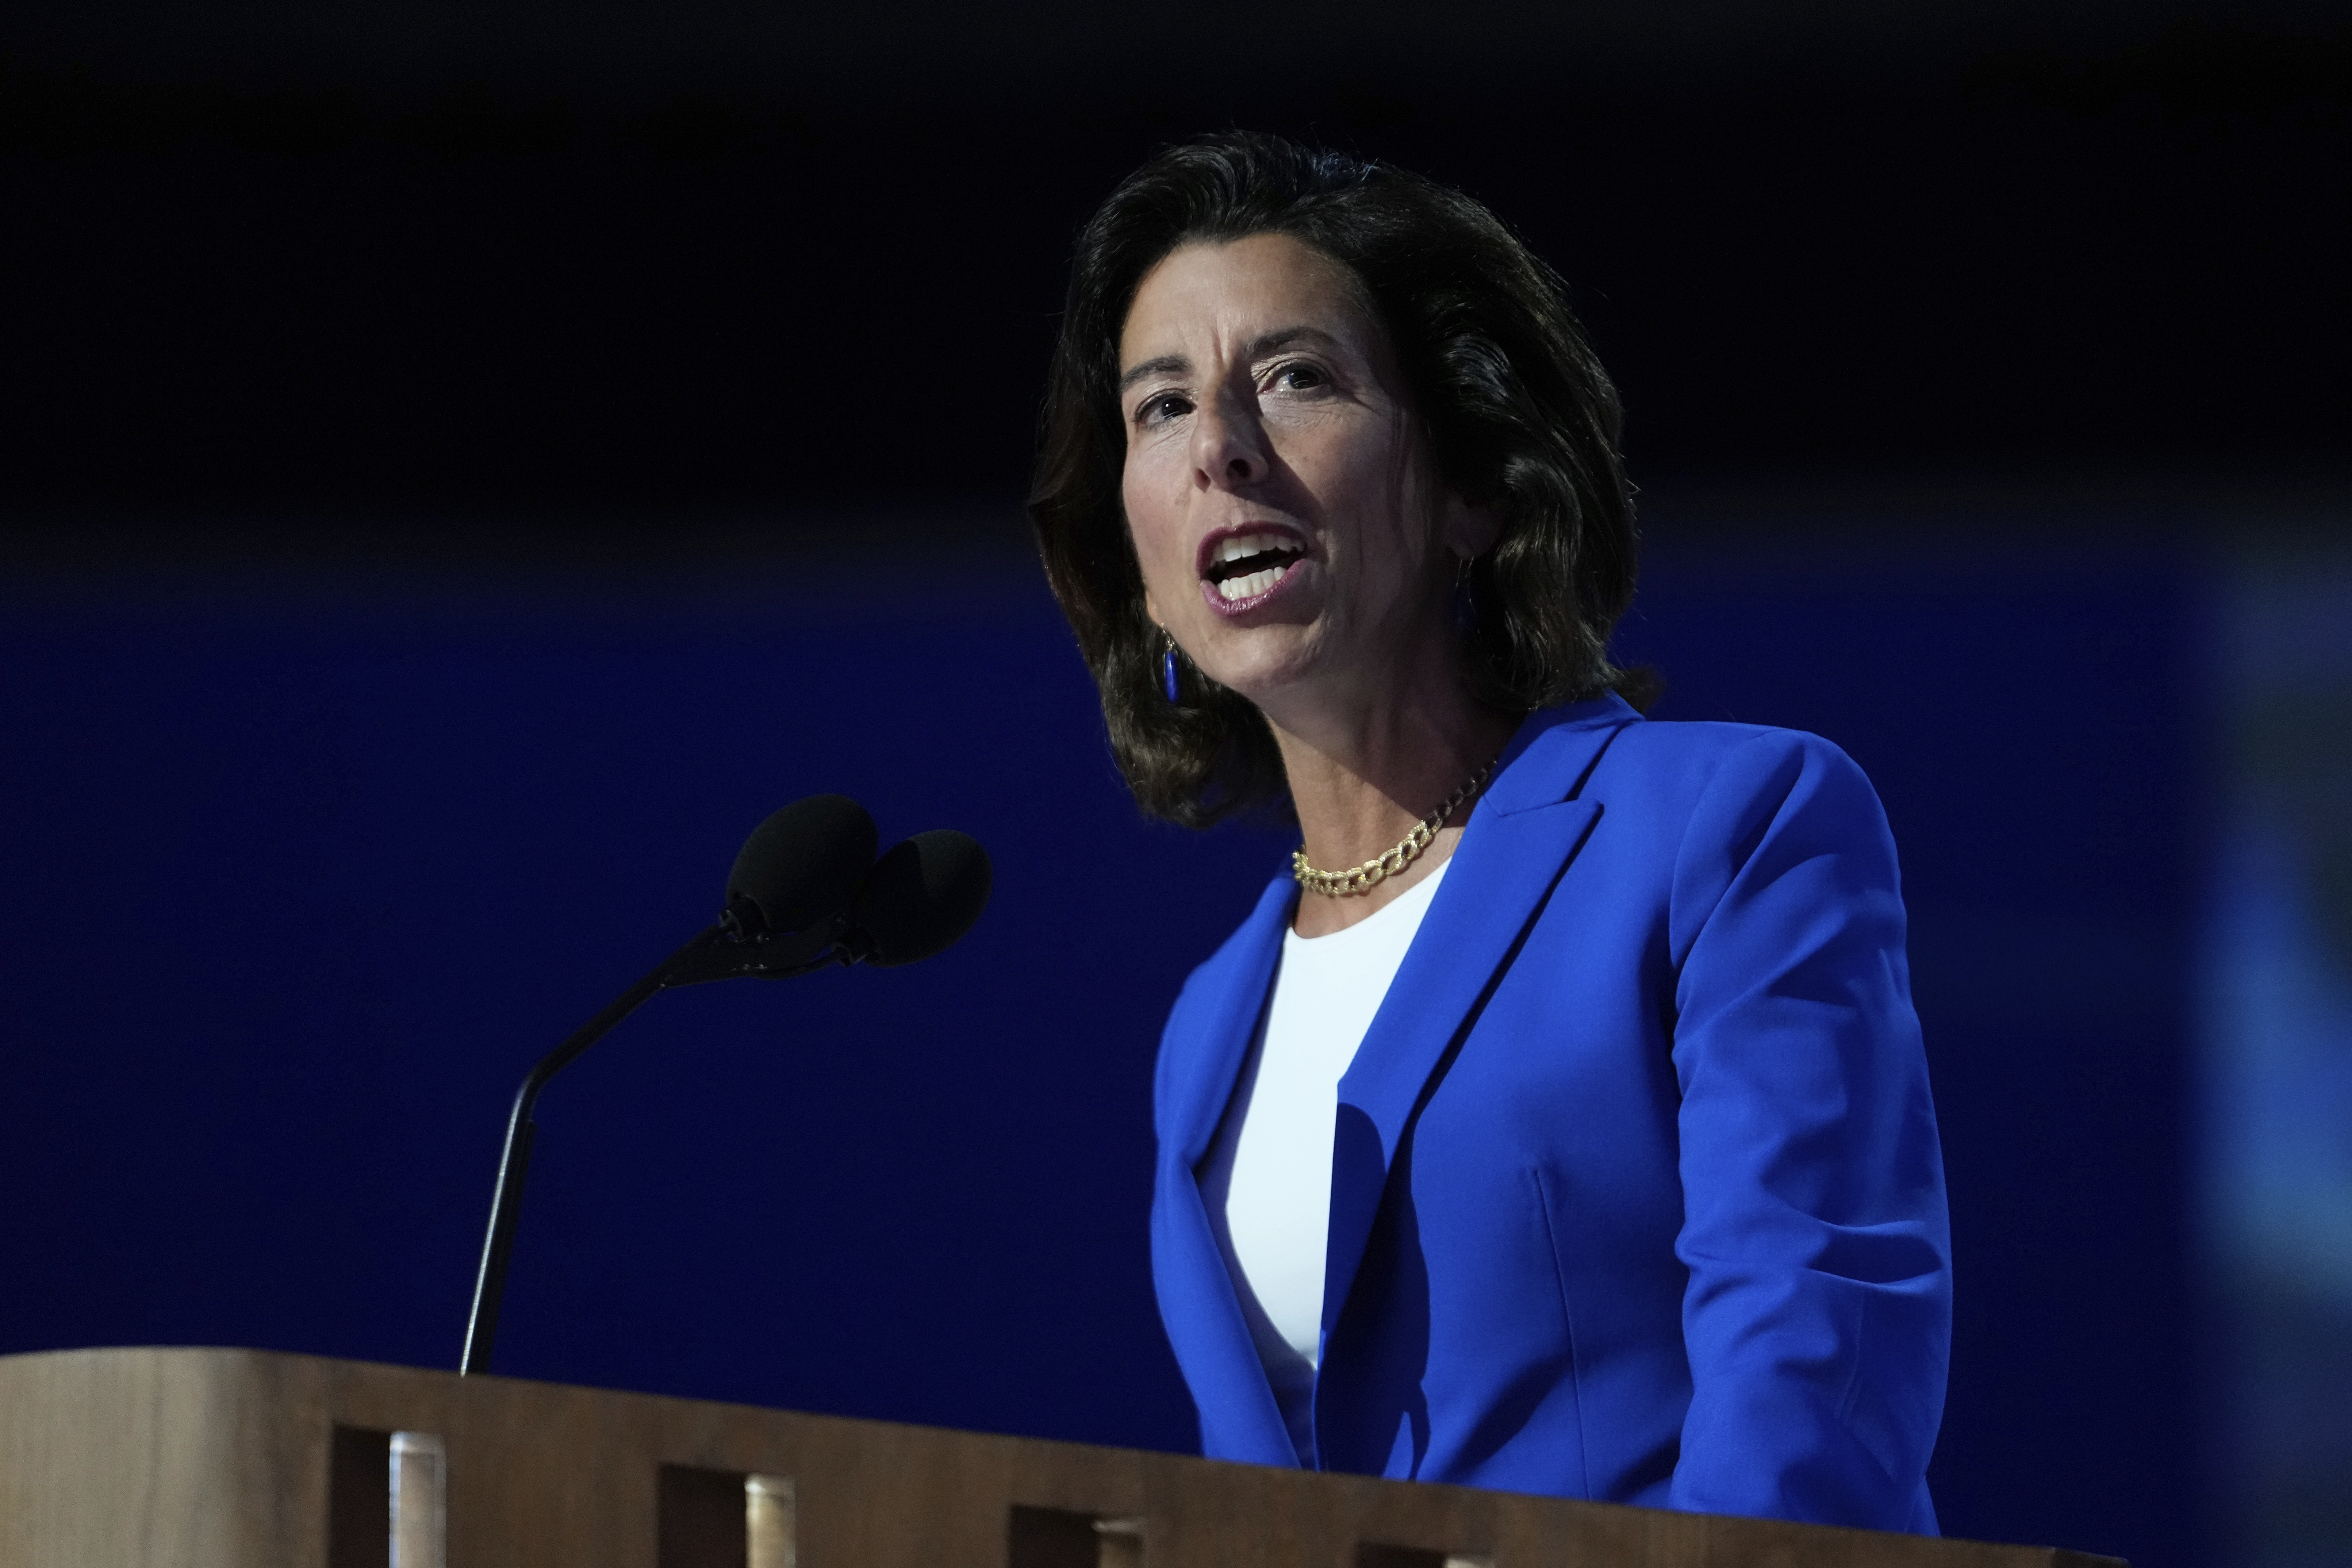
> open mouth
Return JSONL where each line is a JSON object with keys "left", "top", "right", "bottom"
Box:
{"left": 1202, "top": 530, "right": 1308, "bottom": 602}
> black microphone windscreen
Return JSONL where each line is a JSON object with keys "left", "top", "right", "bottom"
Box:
{"left": 850, "top": 830, "right": 992, "bottom": 967}
{"left": 726, "top": 795, "right": 878, "bottom": 934}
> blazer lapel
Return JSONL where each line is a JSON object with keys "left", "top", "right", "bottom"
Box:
{"left": 1154, "top": 874, "right": 1300, "bottom": 1465}
{"left": 1320, "top": 700, "right": 1633, "bottom": 1344}
{"left": 1164, "top": 874, "right": 1294, "bottom": 1169}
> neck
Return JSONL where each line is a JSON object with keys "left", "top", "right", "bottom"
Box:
{"left": 1263, "top": 642, "right": 1518, "bottom": 938}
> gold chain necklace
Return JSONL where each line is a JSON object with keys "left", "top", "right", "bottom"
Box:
{"left": 1291, "top": 755, "right": 1500, "bottom": 898}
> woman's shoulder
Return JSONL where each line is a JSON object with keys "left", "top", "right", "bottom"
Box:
{"left": 1502, "top": 700, "right": 1897, "bottom": 882}
{"left": 1612, "top": 712, "right": 1870, "bottom": 788}
{"left": 1161, "top": 873, "right": 1292, "bottom": 1029}
{"left": 1511, "top": 696, "right": 1876, "bottom": 805}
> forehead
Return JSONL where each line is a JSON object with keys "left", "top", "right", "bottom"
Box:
{"left": 1119, "top": 233, "right": 1373, "bottom": 363}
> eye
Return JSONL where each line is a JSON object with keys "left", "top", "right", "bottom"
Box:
{"left": 1136, "top": 390, "right": 1193, "bottom": 426}
{"left": 1266, "top": 361, "right": 1329, "bottom": 394}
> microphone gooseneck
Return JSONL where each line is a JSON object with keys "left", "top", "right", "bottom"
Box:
{"left": 463, "top": 794, "right": 989, "bottom": 1376}
{"left": 458, "top": 922, "right": 724, "bottom": 1376}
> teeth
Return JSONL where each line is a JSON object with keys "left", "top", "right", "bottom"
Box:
{"left": 1213, "top": 531, "right": 1294, "bottom": 565}
{"left": 1217, "top": 566, "right": 1285, "bottom": 601}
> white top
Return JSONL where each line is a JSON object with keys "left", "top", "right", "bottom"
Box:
{"left": 1197, "top": 855, "right": 1452, "bottom": 1462}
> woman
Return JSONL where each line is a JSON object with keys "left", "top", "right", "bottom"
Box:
{"left": 1029, "top": 133, "right": 1950, "bottom": 1534}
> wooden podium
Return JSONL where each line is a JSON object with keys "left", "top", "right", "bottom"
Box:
{"left": 0, "top": 1348, "right": 2118, "bottom": 1568}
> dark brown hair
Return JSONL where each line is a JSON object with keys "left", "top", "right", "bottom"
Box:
{"left": 1029, "top": 131, "right": 1646, "bottom": 828}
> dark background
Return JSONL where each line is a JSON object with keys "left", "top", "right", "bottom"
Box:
{"left": 3, "top": 0, "right": 2347, "bottom": 510}
{"left": 3, "top": 5, "right": 2348, "bottom": 1567}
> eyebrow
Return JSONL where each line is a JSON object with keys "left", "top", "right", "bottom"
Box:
{"left": 1118, "top": 354, "right": 1187, "bottom": 394}
{"left": 1116, "top": 326, "right": 1347, "bottom": 395}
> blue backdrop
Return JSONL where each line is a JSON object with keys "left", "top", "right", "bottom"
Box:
{"left": 0, "top": 525, "right": 2197, "bottom": 1566}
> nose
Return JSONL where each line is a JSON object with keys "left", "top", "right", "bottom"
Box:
{"left": 1191, "top": 390, "right": 1267, "bottom": 492}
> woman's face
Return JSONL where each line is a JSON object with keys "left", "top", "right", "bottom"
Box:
{"left": 1119, "top": 233, "right": 1485, "bottom": 727}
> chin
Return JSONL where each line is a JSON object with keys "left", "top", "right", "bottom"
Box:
{"left": 1196, "top": 638, "right": 1327, "bottom": 711}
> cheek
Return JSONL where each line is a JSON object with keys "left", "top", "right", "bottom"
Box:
{"left": 1320, "top": 428, "right": 1429, "bottom": 567}
{"left": 1120, "top": 457, "right": 1187, "bottom": 586}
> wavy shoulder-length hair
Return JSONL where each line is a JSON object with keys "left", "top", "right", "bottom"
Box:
{"left": 1029, "top": 131, "right": 1647, "bottom": 829}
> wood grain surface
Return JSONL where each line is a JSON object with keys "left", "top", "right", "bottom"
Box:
{"left": 0, "top": 1349, "right": 2124, "bottom": 1568}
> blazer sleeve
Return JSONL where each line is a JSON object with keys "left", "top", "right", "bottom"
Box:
{"left": 1663, "top": 730, "right": 1951, "bottom": 1531}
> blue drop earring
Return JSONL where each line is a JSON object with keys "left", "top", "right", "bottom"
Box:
{"left": 1161, "top": 631, "right": 1181, "bottom": 703}
{"left": 1452, "top": 556, "right": 1479, "bottom": 634}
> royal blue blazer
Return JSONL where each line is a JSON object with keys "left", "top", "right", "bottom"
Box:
{"left": 1150, "top": 695, "right": 1950, "bottom": 1532}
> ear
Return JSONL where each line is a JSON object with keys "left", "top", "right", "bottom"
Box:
{"left": 1441, "top": 489, "right": 1504, "bottom": 561}
{"left": 1142, "top": 586, "right": 1163, "bottom": 629}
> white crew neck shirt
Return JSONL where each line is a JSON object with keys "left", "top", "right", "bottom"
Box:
{"left": 1196, "top": 854, "right": 1453, "bottom": 1464}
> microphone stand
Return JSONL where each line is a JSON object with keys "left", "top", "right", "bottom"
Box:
{"left": 458, "top": 911, "right": 856, "bottom": 1375}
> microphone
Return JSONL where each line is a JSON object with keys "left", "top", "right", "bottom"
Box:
{"left": 725, "top": 794, "right": 877, "bottom": 936}
{"left": 458, "top": 798, "right": 991, "bottom": 1375}
{"left": 844, "top": 829, "right": 993, "bottom": 967}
